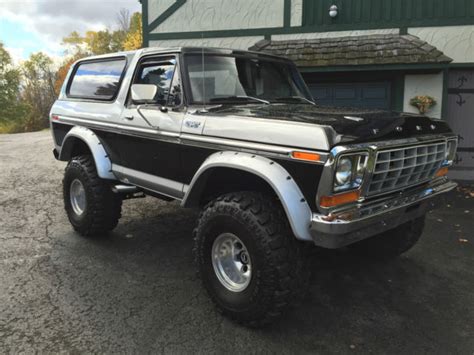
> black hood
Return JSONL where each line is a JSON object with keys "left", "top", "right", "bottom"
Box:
{"left": 203, "top": 104, "right": 453, "bottom": 146}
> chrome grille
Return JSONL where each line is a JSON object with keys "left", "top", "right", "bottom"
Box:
{"left": 368, "top": 142, "right": 446, "bottom": 196}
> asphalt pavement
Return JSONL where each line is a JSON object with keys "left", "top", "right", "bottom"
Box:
{"left": 0, "top": 131, "right": 473, "bottom": 354}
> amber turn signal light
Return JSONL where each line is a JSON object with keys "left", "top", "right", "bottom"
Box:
{"left": 435, "top": 167, "right": 449, "bottom": 177}
{"left": 291, "top": 151, "right": 321, "bottom": 162}
{"left": 320, "top": 190, "right": 360, "bottom": 208}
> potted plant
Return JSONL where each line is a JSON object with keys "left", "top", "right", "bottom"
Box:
{"left": 410, "top": 95, "right": 437, "bottom": 115}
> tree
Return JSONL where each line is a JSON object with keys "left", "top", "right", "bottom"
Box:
{"left": 62, "top": 10, "right": 142, "bottom": 56}
{"left": 54, "top": 55, "right": 81, "bottom": 96}
{"left": 123, "top": 12, "right": 143, "bottom": 51}
{"left": 116, "top": 8, "right": 131, "bottom": 33}
{"left": 84, "top": 30, "right": 113, "bottom": 55}
{"left": 21, "top": 52, "right": 57, "bottom": 131}
{"left": 0, "top": 42, "right": 30, "bottom": 132}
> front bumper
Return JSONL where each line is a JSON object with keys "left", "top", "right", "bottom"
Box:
{"left": 310, "top": 179, "right": 457, "bottom": 249}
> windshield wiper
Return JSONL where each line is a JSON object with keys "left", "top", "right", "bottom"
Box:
{"left": 209, "top": 95, "right": 270, "bottom": 105}
{"left": 274, "top": 96, "right": 316, "bottom": 105}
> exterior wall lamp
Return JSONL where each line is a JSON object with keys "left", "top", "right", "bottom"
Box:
{"left": 329, "top": 5, "right": 338, "bottom": 18}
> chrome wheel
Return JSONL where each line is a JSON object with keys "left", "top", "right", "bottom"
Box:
{"left": 70, "top": 179, "right": 86, "bottom": 216}
{"left": 212, "top": 233, "right": 252, "bottom": 292}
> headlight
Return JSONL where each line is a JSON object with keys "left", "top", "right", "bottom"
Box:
{"left": 443, "top": 139, "right": 457, "bottom": 166}
{"left": 334, "top": 153, "right": 368, "bottom": 192}
{"left": 335, "top": 158, "right": 352, "bottom": 185}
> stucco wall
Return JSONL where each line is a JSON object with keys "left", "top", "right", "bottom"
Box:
{"left": 151, "top": 0, "right": 284, "bottom": 34}
{"left": 148, "top": 0, "right": 175, "bottom": 24}
{"left": 404, "top": 73, "right": 444, "bottom": 119}
{"left": 408, "top": 25, "right": 474, "bottom": 64}
{"left": 149, "top": 36, "right": 264, "bottom": 50}
{"left": 291, "top": 0, "right": 303, "bottom": 27}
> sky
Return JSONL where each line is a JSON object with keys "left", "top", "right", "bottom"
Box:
{"left": 0, "top": 0, "right": 142, "bottom": 64}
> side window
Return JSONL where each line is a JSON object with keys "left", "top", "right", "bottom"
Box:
{"left": 68, "top": 58, "right": 126, "bottom": 100}
{"left": 134, "top": 58, "right": 182, "bottom": 106}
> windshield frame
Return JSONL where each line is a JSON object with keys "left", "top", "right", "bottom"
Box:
{"left": 180, "top": 52, "right": 313, "bottom": 106}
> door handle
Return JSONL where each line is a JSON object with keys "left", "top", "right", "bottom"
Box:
{"left": 125, "top": 116, "right": 134, "bottom": 120}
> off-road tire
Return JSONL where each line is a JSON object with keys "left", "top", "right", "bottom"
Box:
{"left": 193, "top": 191, "right": 310, "bottom": 328}
{"left": 349, "top": 216, "right": 426, "bottom": 259}
{"left": 63, "top": 155, "right": 122, "bottom": 236}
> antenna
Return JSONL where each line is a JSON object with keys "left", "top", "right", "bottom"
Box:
{"left": 201, "top": 33, "right": 208, "bottom": 113}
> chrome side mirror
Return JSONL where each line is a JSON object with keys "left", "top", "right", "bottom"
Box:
{"left": 131, "top": 84, "right": 157, "bottom": 104}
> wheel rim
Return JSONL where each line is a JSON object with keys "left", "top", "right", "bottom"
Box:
{"left": 212, "top": 233, "right": 252, "bottom": 292}
{"left": 70, "top": 179, "right": 86, "bottom": 216}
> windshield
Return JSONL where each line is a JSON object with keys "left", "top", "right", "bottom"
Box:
{"left": 183, "top": 54, "right": 313, "bottom": 105}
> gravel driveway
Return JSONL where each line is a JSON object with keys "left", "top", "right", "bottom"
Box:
{"left": 1, "top": 131, "right": 473, "bottom": 354}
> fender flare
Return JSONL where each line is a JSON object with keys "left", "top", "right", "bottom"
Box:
{"left": 182, "top": 151, "right": 313, "bottom": 241}
{"left": 59, "top": 126, "right": 115, "bottom": 180}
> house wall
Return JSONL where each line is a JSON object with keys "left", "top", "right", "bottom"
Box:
{"left": 150, "top": 0, "right": 284, "bottom": 34}
{"left": 408, "top": 25, "right": 474, "bottom": 64}
{"left": 403, "top": 73, "right": 444, "bottom": 119}
{"left": 144, "top": 2, "right": 474, "bottom": 121}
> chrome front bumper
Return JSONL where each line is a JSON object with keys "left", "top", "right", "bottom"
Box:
{"left": 310, "top": 179, "right": 457, "bottom": 249}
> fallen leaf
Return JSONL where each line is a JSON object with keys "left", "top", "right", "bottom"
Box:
{"left": 470, "top": 192, "right": 474, "bottom": 197}
{"left": 464, "top": 210, "right": 470, "bottom": 214}
{"left": 459, "top": 239, "right": 469, "bottom": 243}
{"left": 350, "top": 345, "right": 356, "bottom": 350}
{"left": 437, "top": 219, "right": 443, "bottom": 222}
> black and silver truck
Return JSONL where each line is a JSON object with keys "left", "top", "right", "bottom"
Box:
{"left": 50, "top": 47, "right": 458, "bottom": 327}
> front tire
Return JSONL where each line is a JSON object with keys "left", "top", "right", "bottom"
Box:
{"left": 193, "top": 192, "right": 309, "bottom": 327}
{"left": 63, "top": 155, "right": 122, "bottom": 236}
{"left": 349, "top": 216, "right": 425, "bottom": 259}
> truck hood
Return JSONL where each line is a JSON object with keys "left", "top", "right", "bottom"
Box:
{"left": 202, "top": 104, "right": 453, "bottom": 146}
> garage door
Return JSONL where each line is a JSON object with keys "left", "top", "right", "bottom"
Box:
{"left": 307, "top": 82, "right": 391, "bottom": 110}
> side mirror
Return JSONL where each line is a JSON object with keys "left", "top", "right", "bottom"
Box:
{"left": 131, "top": 84, "right": 157, "bottom": 104}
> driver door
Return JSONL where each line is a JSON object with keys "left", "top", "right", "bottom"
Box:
{"left": 115, "top": 55, "right": 185, "bottom": 198}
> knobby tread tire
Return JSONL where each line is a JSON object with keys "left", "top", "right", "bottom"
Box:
{"left": 63, "top": 155, "right": 122, "bottom": 236}
{"left": 349, "top": 216, "right": 426, "bottom": 259}
{"left": 193, "top": 191, "right": 310, "bottom": 328}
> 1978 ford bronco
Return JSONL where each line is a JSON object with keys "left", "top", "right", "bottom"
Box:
{"left": 50, "top": 47, "right": 458, "bottom": 327}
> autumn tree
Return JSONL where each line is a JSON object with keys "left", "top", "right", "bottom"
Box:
{"left": 54, "top": 55, "right": 80, "bottom": 95}
{"left": 56, "top": 10, "right": 143, "bottom": 101}
{"left": 62, "top": 10, "right": 142, "bottom": 55}
{"left": 123, "top": 12, "right": 143, "bottom": 50}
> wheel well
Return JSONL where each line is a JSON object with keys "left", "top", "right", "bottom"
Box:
{"left": 61, "top": 137, "right": 91, "bottom": 160}
{"left": 188, "top": 167, "right": 277, "bottom": 207}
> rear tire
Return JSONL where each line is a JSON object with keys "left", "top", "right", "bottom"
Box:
{"left": 349, "top": 216, "right": 425, "bottom": 259}
{"left": 193, "top": 192, "right": 310, "bottom": 328}
{"left": 63, "top": 155, "right": 122, "bottom": 236}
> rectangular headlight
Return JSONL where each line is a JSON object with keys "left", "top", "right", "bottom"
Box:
{"left": 443, "top": 139, "right": 458, "bottom": 166}
{"left": 334, "top": 153, "right": 369, "bottom": 192}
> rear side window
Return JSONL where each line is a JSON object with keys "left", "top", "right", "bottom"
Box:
{"left": 68, "top": 58, "right": 126, "bottom": 100}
